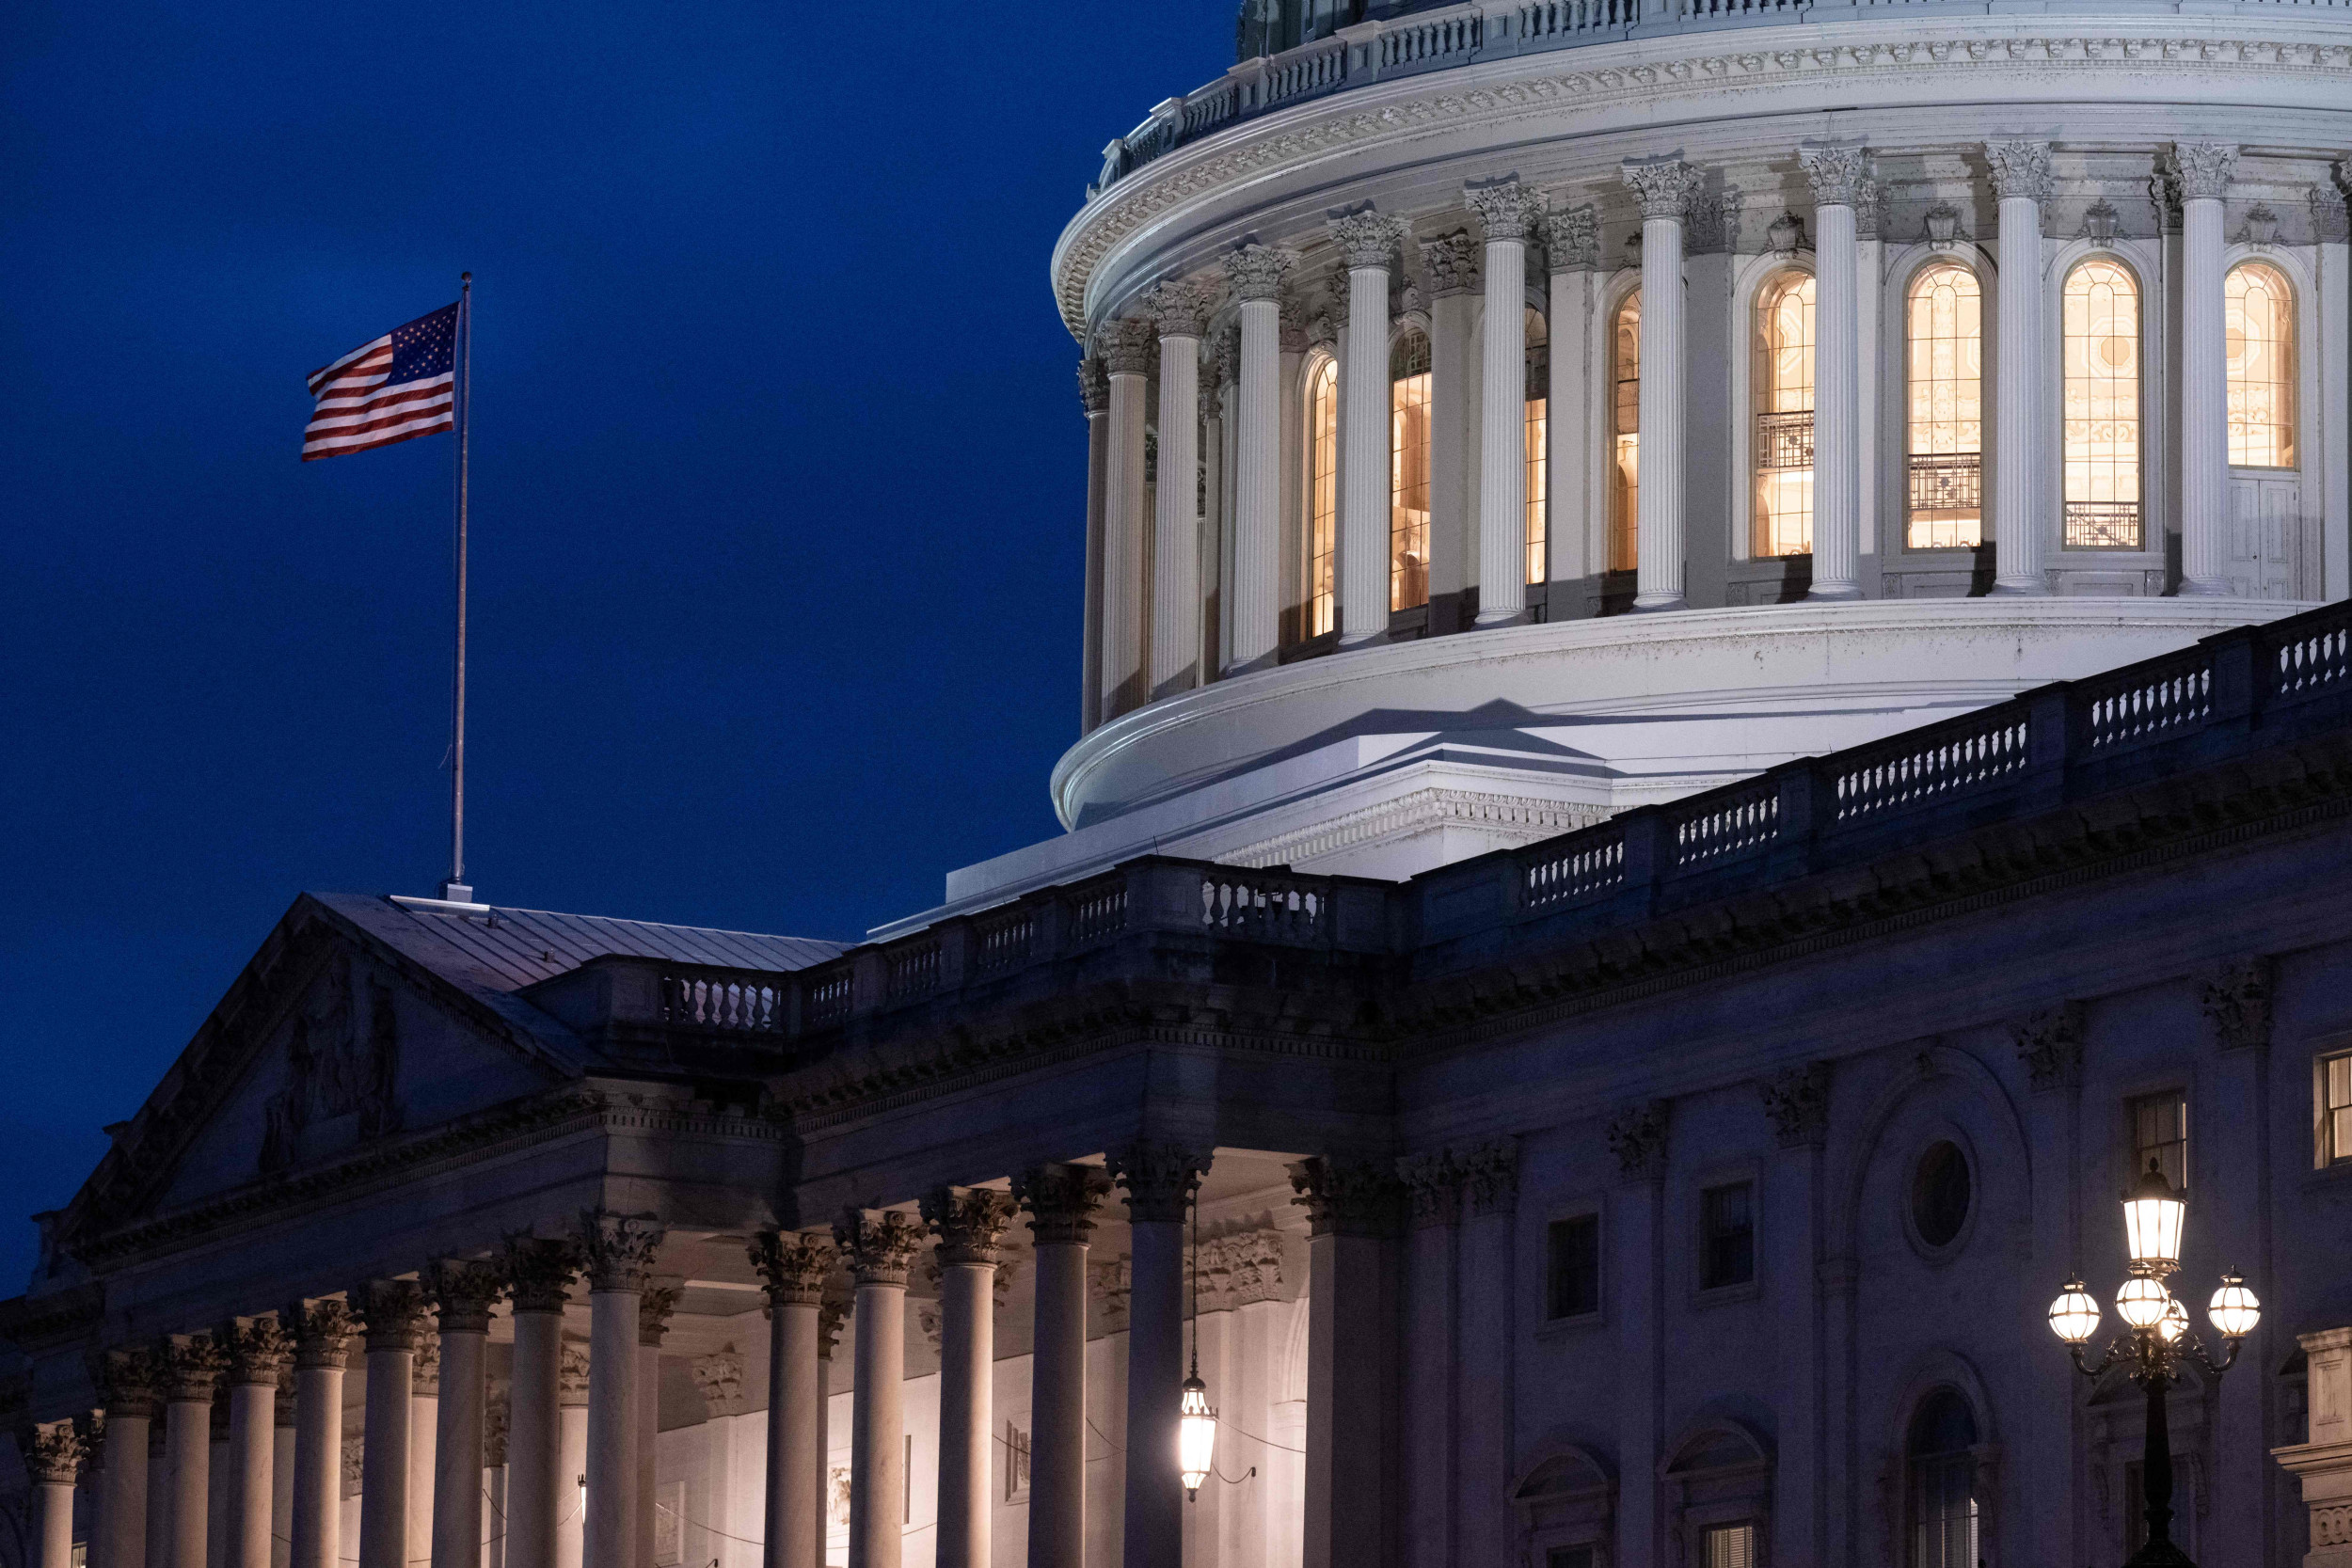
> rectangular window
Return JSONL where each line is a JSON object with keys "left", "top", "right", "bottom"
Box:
{"left": 2129, "top": 1090, "right": 2188, "bottom": 1194}
{"left": 1391, "top": 334, "right": 1433, "bottom": 611}
{"left": 1526, "top": 391, "right": 1549, "bottom": 585}
{"left": 1546, "top": 1213, "right": 1600, "bottom": 1320}
{"left": 1906, "top": 263, "right": 1984, "bottom": 550}
{"left": 1549, "top": 1549, "right": 1597, "bottom": 1568}
{"left": 2323, "top": 1052, "right": 2352, "bottom": 1165}
{"left": 1705, "top": 1522, "right": 1756, "bottom": 1568}
{"left": 1701, "top": 1180, "right": 1756, "bottom": 1291}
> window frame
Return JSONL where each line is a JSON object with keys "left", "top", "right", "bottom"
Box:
{"left": 1388, "top": 324, "right": 1434, "bottom": 614}
{"left": 2224, "top": 257, "right": 2300, "bottom": 473}
{"left": 1744, "top": 261, "right": 1820, "bottom": 563}
{"left": 1899, "top": 253, "right": 1989, "bottom": 556}
{"left": 1299, "top": 348, "right": 1340, "bottom": 641}
{"left": 1692, "top": 1164, "right": 1763, "bottom": 1304}
{"left": 2056, "top": 252, "right": 2149, "bottom": 553}
{"left": 2125, "top": 1086, "right": 2190, "bottom": 1196}
{"left": 1602, "top": 277, "right": 1643, "bottom": 578}
{"left": 1542, "top": 1207, "right": 1605, "bottom": 1326}
{"left": 1899, "top": 1127, "right": 1980, "bottom": 1265}
{"left": 2315, "top": 1045, "right": 2352, "bottom": 1170}
{"left": 1902, "top": 1387, "right": 1983, "bottom": 1568}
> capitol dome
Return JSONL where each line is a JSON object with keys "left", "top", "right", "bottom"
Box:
{"left": 898, "top": 0, "right": 2344, "bottom": 926}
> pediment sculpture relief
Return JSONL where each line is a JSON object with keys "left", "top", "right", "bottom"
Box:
{"left": 260, "top": 954, "right": 403, "bottom": 1173}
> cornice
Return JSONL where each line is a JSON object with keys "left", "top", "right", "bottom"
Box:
{"left": 1050, "top": 19, "right": 2352, "bottom": 336}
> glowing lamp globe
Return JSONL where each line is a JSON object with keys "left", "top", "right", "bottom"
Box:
{"left": 2210, "top": 1273, "right": 2263, "bottom": 1338}
{"left": 1178, "top": 1376, "right": 1217, "bottom": 1498}
{"left": 2122, "top": 1159, "right": 2185, "bottom": 1274}
{"left": 2156, "top": 1295, "right": 2189, "bottom": 1343}
{"left": 2047, "top": 1279, "right": 2101, "bottom": 1343}
{"left": 2116, "top": 1275, "right": 2170, "bottom": 1331}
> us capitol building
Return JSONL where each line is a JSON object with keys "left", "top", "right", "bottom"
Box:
{"left": 10, "top": 4, "right": 2352, "bottom": 1568}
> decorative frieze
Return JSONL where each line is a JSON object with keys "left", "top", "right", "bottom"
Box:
{"left": 749, "top": 1230, "right": 837, "bottom": 1307}
{"left": 341, "top": 1435, "right": 363, "bottom": 1497}
{"left": 689, "top": 1346, "right": 746, "bottom": 1417}
{"left": 284, "top": 1298, "right": 357, "bottom": 1370}
{"left": 2200, "top": 958, "right": 2274, "bottom": 1052}
{"left": 2167, "top": 140, "right": 2238, "bottom": 200}
{"left": 1757, "top": 1062, "right": 1834, "bottom": 1149}
{"left": 1923, "top": 202, "right": 1965, "bottom": 247}
{"left": 429, "top": 1259, "right": 506, "bottom": 1335}
{"left": 503, "top": 1236, "right": 580, "bottom": 1313}
{"left": 1854, "top": 178, "right": 1888, "bottom": 241}
{"left": 1541, "top": 203, "right": 1599, "bottom": 271}
{"left": 1076, "top": 356, "right": 1108, "bottom": 417}
{"left": 1192, "top": 1227, "right": 1286, "bottom": 1310}
{"left": 220, "top": 1317, "right": 292, "bottom": 1386}
{"left": 638, "top": 1286, "right": 680, "bottom": 1348}
{"left": 2080, "top": 198, "right": 2122, "bottom": 243}
{"left": 1419, "top": 229, "right": 1482, "bottom": 297}
{"left": 577, "top": 1210, "right": 666, "bottom": 1292}
{"left": 1984, "top": 138, "right": 2054, "bottom": 202}
{"left": 1606, "top": 1100, "right": 1672, "bottom": 1180}
{"left": 1622, "top": 156, "right": 1703, "bottom": 222}
{"left": 1108, "top": 1142, "right": 1209, "bottom": 1224}
{"left": 1328, "top": 207, "right": 1406, "bottom": 272}
{"left": 1012, "top": 1161, "right": 1112, "bottom": 1246}
{"left": 1223, "top": 242, "right": 1298, "bottom": 302}
{"left": 1799, "top": 142, "right": 1869, "bottom": 207}
{"left": 1767, "top": 212, "right": 1805, "bottom": 256}
{"left": 1465, "top": 177, "right": 1541, "bottom": 243}
{"left": 1288, "top": 1155, "right": 1405, "bottom": 1238}
{"left": 833, "top": 1210, "right": 926, "bottom": 1286}
{"left": 483, "top": 1379, "right": 509, "bottom": 1466}
{"left": 410, "top": 1340, "right": 440, "bottom": 1395}
{"left": 2236, "top": 203, "right": 2280, "bottom": 247}
{"left": 1458, "top": 1137, "right": 1520, "bottom": 1216}
{"left": 1089, "top": 1254, "right": 1133, "bottom": 1332}
{"left": 556, "top": 1344, "right": 590, "bottom": 1408}
{"left": 1395, "top": 1150, "right": 1461, "bottom": 1227}
{"left": 921, "top": 1187, "right": 1016, "bottom": 1266}
{"left": 161, "top": 1333, "right": 226, "bottom": 1402}
{"left": 353, "top": 1279, "right": 429, "bottom": 1351}
{"left": 2012, "top": 1002, "right": 2087, "bottom": 1090}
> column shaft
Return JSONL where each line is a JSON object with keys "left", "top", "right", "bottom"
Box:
{"left": 764, "top": 1300, "right": 820, "bottom": 1568}
{"left": 1120, "top": 1221, "right": 1185, "bottom": 1568}
{"left": 432, "top": 1328, "right": 489, "bottom": 1568}
{"left": 409, "top": 1369, "right": 438, "bottom": 1568}
{"left": 1456, "top": 1151, "right": 1517, "bottom": 1567}
{"left": 167, "top": 1398, "right": 212, "bottom": 1568}
{"left": 1151, "top": 329, "right": 1202, "bottom": 695}
{"left": 934, "top": 1265, "right": 992, "bottom": 1568}
{"left": 584, "top": 1291, "right": 639, "bottom": 1568}
{"left": 1014, "top": 1164, "right": 1108, "bottom": 1568}
{"left": 100, "top": 1408, "right": 152, "bottom": 1568}
{"left": 1810, "top": 197, "right": 1863, "bottom": 597}
{"left": 1635, "top": 209, "right": 1687, "bottom": 610}
{"left": 1544, "top": 212, "right": 1597, "bottom": 613}
{"left": 1474, "top": 229, "right": 1529, "bottom": 625}
{"left": 2182, "top": 191, "right": 2232, "bottom": 594}
{"left": 1079, "top": 361, "right": 1109, "bottom": 733}
{"left": 1101, "top": 345, "right": 1152, "bottom": 716}
{"left": 271, "top": 1406, "right": 294, "bottom": 1568}
{"left": 229, "top": 1383, "right": 275, "bottom": 1568}
{"left": 1994, "top": 193, "right": 2048, "bottom": 594}
{"left": 505, "top": 1312, "right": 564, "bottom": 1568}
{"left": 847, "top": 1280, "right": 905, "bottom": 1568}
{"left": 1290, "top": 1159, "right": 1403, "bottom": 1568}
{"left": 38, "top": 1478, "right": 76, "bottom": 1568}
{"left": 360, "top": 1347, "right": 416, "bottom": 1568}
{"left": 1230, "top": 297, "right": 1282, "bottom": 669}
{"left": 1340, "top": 263, "right": 1393, "bottom": 643}
{"left": 290, "top": 1363, "right": 344, "bottom": 1568}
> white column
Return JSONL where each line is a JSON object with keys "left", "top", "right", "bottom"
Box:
{"left": 1330, "top": 209, "right": 1405, "bottom": 645}
{"left": 502, "top": 1241, "right": 575, "bottom": 1568}
{"left": 1801, "top": 143, "right": 1867, "bottom": 600}
{"left": 1149, "top": 281, "right": 1207, "bottom": 696}
{"left": 1857, "top": 184, "right": 1884, "bottom": 573}
{"left": 146, "top": 1429, "right": 169, "bottom": 1568}
{"left": 481, "top": 1382, "right": 509, "bottom": 1568}
{"left": 1288, "top": 1159, "right": 1402, "bottom": 1568}
{"left": 1422, "top": 231, "right": 1479, "bottom": 626}
{"left": 409, "top": 1345, "right": 439, "bottom": 1568}
{"left": 355, "top": 1283, "right": 427, "bottom": 1568}
{"left": 25, "top": 1420, "right": 85, "bottom": 1568}
{"left": 222, "top": 1323, "right": 290, "bottom": 1568}
{"left": 919, "top": 1191, "right": 1013, "bottom": 1568}
{"left": 1110, "top": 1147, "right": 1209, "bottom": 1568}
{"left": 634, "top": 1289, "right": 677, "bottom": 1568}
{"left": 2171, "top": 141, "right": 2240, "bottom": 595}
{"left": 815, "top": 1307, "right": 846, "bottom": 1568}
{"left": 1199, "top": 345, "right": 1227, "bottom": 673}
{"left": 749, "top": 1234, "right": 834, "bottom": 1568}
{"left": 833, "top": 1212, "right": 922, "bottom": 1568}
{"left": 1544, "top": 206, "right": 1598, "bottom": 615}
{"left": 578, "top": 1214, "right": 664, "bottom": 1568}
{"left": 163, "top": 1337, "right": 224, "bottom": 1568}
{"left": 98, "top": 1352, "right": 158, "bottom": 1568}
{"left": 555, "top": 1354, "right": 588, "bottom": 1568}
{"left": 1622, "top": 157, "right": 1702, "bottom": 611}
{"left": 1099, "top": 320, "right": 1154, "bottom": 717}
{"left": 1013, "top": 1164, "right": 1110, "bottom": 1568}
{"left": 1986, "top": 140, "right": 2055, "bottom": 595}
{"left": 1078, "top": 357, "right": 1109, "bottom": 732}
{"left": 1469, "top": 182, "right": 1537, "bottom": 626}
{"left": 2320, "top": 181, "right": 2351, "bottom": 603}
{"left": 1222, "top": 245, "right": 1295, "bottom": 671}
{"left": 271, "top": 1383, "right": 294, "bottom": 1568}
{"left": 284, "top": 1304, "right": 353, "bottom": 1568}
{"left": 430, "top": 1264, "right": 501, "bottom": 1568}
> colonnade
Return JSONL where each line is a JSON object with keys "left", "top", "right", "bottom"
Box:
{"left": 1080, "top": 138, "right": 2280, "bottom": 723}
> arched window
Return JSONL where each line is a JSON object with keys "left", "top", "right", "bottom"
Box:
{"left": 1304, "top": 356, "right": 1339, "bottom": 637}
{"left": 1754, "top": 270, "right": 1817, "bottom": 558}
{"left": 1906, "top": 263, "right": 1983, "bottom": 550}
{"left": 1391, "top": 330, "right": 1433, "bottom": 611}
{"left": 1610, "top": 290, "right": 1642, "bottom": 573}
{"left": 2227, "top": 261, "right": 2296, "bottom": 469}
{"left": 1907, "top": 1390, "right": 1979, "bottom": 1568}
{"left": 1526, "top": 305, "right": 1549, "bottom": 587}
{"left": 2063, "top": 260, "right": 2142, "bottom": 548}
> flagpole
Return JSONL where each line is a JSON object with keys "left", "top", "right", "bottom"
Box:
{"left": 441, "top": 272, "right": 474, "bottom": 903}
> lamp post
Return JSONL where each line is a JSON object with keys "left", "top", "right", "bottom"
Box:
{"left": 2047, "top": 1159, "right": 2262, "bottom": 1567}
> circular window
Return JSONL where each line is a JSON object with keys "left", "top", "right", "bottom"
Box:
{"left": 1911, "top": 1141, "right": 1973, "bottom": 1248}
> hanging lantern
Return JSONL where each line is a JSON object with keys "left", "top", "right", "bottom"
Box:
{"left": 2121, "top": 1158, "right": 2185, "bottom": 1274}
{"left": 2209, "top": 1273, "right": 2263, "bottom": 1338}
{"left": 1179, "top": 1375, "right": 1218, "bottom": 1498}
{"left": 2046, "top": 1278, "right": 2101, "bottom": 1344}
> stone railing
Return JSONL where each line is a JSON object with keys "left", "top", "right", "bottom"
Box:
{"left": 1089, "top": 0, "right": 2352, "bottom": 195}
{"left": 530, "top": 597, "right": 2352, "bottom": 1053}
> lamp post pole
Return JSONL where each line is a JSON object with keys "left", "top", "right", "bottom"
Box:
{"left": 2047, "top": 1160, "right": 2262, "bottom": 1568}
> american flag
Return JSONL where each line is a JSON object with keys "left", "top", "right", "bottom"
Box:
{"left": 302, "top": 302, "right": 459, "bottom": 460}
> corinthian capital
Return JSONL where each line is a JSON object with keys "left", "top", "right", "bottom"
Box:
{"left": 21, "top": 1420, "right": 83, "bottom": 1484}
{"left": 1076, "top": 356, "right": 1108, "bottom": 416}
{"left": 1798, "top": 143, "right": 1869, "bottom": 208}
{"left": 219, "top": 1317, "right": 293, "bottom": 1386}
{"left": 1145, "top": 278, "right": 1212, "bottom": 340}
{"left": 1622, "top": 156, "right": 1703, "bottom": 221}
{"left": 575, "top": 1210, "right": 666, "bottom": 1293}
{"left": 833, "top": 1210, "right": 927, "bottom": 1286}
{"left": 95, "top": 1347, "right": 160, "bottom": 1418}
{"left": 501, "top": 1236, "right": 580, "bottom": 1314}
{"left": 1098, "top": 318, "right": 1156, "bottom": 377}
{"left": 352, "top": 1279, "right": 430, "bottom": 1352}
{"left": 1465, "top": 178, "right": 1541, "bottom": 243}
{"left": 1327, "top": 206, "right": 1406, "bottom": 271}
{"left": 1983, "top": 139, "right": 2055, "bottom": 203}
{"left": 748, "top": 1230, "right": 837, "bottom": 1307}
{"left": 920, "top": 1187, "right": 1016, "bottom": 1266}
{"left": 428, "top": 1259, "right": 507, "bottom": 1335}
{"left": 2168, "top": 141, "right": 2238, "bottom": 201}
{"left": 1541, "top": 203, "right": 1599, "bottom": 271}
{"left": 282, "top": 1298, "right": 358, "bottom": 1371}
{"left": 1223, "top": 243, "right": 1298, "bottom": 303}
{"left": 1107, "top": 1142, "right": 1210, "bottom": 1225}
{"left": 160, "top": 1334, "right": 226, "bottom": 1402}
{"left": 1288, "top": 1155, "right": 1405, "bottom": 1238}
{"left": 1012, "top": 1161, "right": 1112, "bottom": 1245}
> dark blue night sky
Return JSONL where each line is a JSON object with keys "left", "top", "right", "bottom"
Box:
{"left": 1, "top": 3, "right": 1231, "bottom": 1287}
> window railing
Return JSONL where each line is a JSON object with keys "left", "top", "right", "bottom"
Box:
{"left": 1756, "top": 410, "right": 1813, "bottom": 470}
{"left": 2065, "top": 500, "right": 2142, "bottom": 550}
{"left": 1908, "top": 453, "right": 1981, "bottom": 515}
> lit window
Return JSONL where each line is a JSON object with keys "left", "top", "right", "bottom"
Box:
{"left": 1700, "top": 1181, "right": 1754, "bottom": 1291}
{"left": 1754, "top": 270, "right": 1817, "bottom": 558}
{"left": 2130, "top": 1090, "right": 2187, "bottom": 1195}
{"left": 1391, "top": 332, "right": 1432, "bottom": 611}
{"left": 1610, "top": 291, "right": 1641, "bottom": 573}
{"left": 2062, "top": 260, "right": 2142, "bottom": 548}
{"left": 1546, "top": 1213, "right": 1599, "bottom": 1320}
{"left": 2228, "top": 261, "right": 2296, "bottom": 468}
{"left": 1906, "top": 264, "right": 1983, "bottom": 550}
{"left": 1908, "top": 1390, "right": 1979, "bottom": 1568}
{"left": 1527, "top": 307, "right": 1549, "bottom": 588}
{"left": 2320, "top": 1052, "right": 2352, "bottom": 1166}
{"left": 1705, "top": 1523, "right": 1756, "bottom": 1568}
{"left": 1305, "top": 356, "right": 1338, "bottom": 637}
